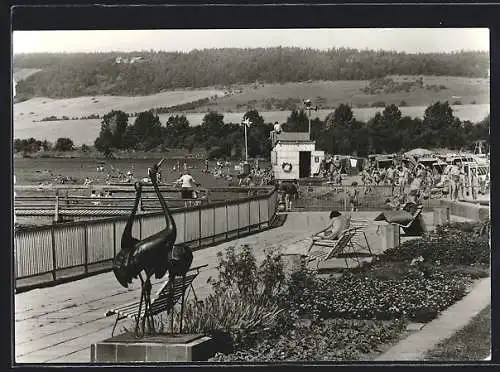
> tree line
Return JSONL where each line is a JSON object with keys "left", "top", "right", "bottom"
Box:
{"left": 91, "top": 101, "right": 489, "bottom": 159}
{"left": 14, "top": 101, "right": 489, "bottom": 158}
{"left": 14, "top": 48, "right": 489, "bottom": 98}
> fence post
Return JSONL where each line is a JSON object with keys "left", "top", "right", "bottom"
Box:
{"left": 54, "top": 195, "right": 59, "bottom": 223}
{"left": 237, "top": 203, "right": 240, "bottom": 237}
{"left": 268, "top": 193, "right": 272, "bottom": 227}
{"left": 258, "top": 197, "right": 262, "bottom": 230}
{"left": 212, "top": 206, "right": 216, "bottom": 244}
{"left": 198, "top": 207, "right": 202, "bottom": 249}
{"left": 51, "top": 226, "right": 57, "bottom": 281}
{"left": 184, "top": 211, "right": 187, "bottom": 243}
{"left": 225, "top": 204, "right": 228, "bottom": 240}
{"left": 112, "top": 220, "right": 116, "bottom": 258}
{"left": 248, "top": 200, "right": 251, "bottom": 233}
{"left": 84, "top": 224, "right": 88, "bottom": 274}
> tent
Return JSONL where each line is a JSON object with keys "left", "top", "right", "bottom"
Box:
{"left": 404, "top": 148, "right": 434, "bottom": 157}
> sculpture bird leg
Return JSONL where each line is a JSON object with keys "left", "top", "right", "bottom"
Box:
{"left": 135, "top": 273, "right": 146, "bottom": 338}
{"left": 169, "top": 273, "right": 175, "bottom": 334}
{"left": 144, "top": 274, "right": 155, "bottom": 335}
{"left": 139, "top": 275, "right": 151, "bottom": 336}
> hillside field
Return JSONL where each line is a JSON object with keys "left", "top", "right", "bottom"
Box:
{"left": 13, "top": 88, "right": 224, "bottom": 123}
{"left": 13, "top": 76, "right": 490, "bottom": 145}
{"left": 200, "top": 76, "right": 489, "bottom": 112}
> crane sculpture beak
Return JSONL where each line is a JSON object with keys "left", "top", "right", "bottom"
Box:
{"left": 156, "top": 158, "right": 165, "bottom": 169}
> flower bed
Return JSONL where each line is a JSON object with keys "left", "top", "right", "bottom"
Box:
{"left": 279, "top": 269, "right": 469, "bottom": 323}
{"left": 171, "top": 223, "right": 490, "bottom": 361}
{"left": 210, "top": 318, "right": 407, "bottom": 362}
{"left": 380, "top": 223, "right": 490, "bottom": 266}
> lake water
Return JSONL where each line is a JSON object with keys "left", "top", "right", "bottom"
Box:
{"left": 13, "top": 157, "right": 256, "bottom": 188}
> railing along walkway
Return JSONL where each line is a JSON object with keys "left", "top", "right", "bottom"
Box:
{"left": 14, "top": 187, "right": 278, "bottom": 290}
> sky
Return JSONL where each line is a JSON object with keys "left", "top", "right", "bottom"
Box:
{"left": 13, "top": 28, "right": 489, "bottom": 54}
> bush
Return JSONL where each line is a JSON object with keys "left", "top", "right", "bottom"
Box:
{"left": 208, "top": 244, "right": 285, "bottom": 299}
{"left": 371, "top": 101, "right": 386, "bottom": 108}
{"left": 54, "top": 137, "right": 74, "bottom": 151}
{"left": 172, "top": 291, "right": 284, "bottom": 350}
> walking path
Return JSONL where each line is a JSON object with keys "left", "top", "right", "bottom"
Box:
{"left": 375, "top": 277, "right": 491, "bottom": 361}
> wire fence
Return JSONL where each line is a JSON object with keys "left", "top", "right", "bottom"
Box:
{"left": 288, "top": 185, "right": 445, "bottom": 212}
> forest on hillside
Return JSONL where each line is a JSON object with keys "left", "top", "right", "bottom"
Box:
{"left": 13, "top": 48, "right": 489, "bottom": 98}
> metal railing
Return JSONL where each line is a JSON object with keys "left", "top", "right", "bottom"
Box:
{"left": 14, "top": 187, "right": 278, "bottom": 289}
{"left": 14, "top": 187, "right": 270, "bottom": 221}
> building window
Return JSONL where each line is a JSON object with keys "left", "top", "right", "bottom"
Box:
{"left": 315, "top": 156, "right": 320, "bottom": 163}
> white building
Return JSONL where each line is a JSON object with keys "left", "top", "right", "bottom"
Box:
{"left": 270, "top": 132, "right": 324, "bottom": 180}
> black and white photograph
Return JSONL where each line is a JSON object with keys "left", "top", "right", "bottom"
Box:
{"left": 12, "top": 24, "right": 491, "bottom": 364}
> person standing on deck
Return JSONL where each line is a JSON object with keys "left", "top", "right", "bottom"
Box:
{"left": 386, "top": 165, "right": 396, "bottom": 195}
{"left": 449, "top": 164, "right": 460, "bottom": 201}
{"left": 458, "top": 166, "right": 466, "bottom": 200}
{"left": 471, "top": 169, "right": 479, "bottom": 200}
{"left": 176, "top": 171, "right": 198, "bottom": 200}
{"left": 347, "top": 182, "right": 359, "bottom": 212}
{"left": 280, "top": 181, "right": 299, "bottom": 212}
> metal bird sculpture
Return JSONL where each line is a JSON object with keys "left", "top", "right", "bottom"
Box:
{"left": 112, "top": 181, "right": 143, "bottom": 288}
{"left": 113, "top": 159, "right": 193, "bottom": 337}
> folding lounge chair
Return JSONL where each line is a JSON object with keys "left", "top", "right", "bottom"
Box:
{"left": 389, "top": 204, "right": 424, "bottom": 245}
{"left": 307, "top": 227, "right": 372, "bottom": 269}
{"left": 105, "top": 264, "right": 208, "bottom": 337}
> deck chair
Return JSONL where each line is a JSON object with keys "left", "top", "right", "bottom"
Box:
{"left": 307, "top": 227, "right": 372, "bottom": 269}
{"left": 389, "top": 204, "right": 425, "bottom": 245}
{"left": 105, "top": 264, "right": 208, "bottom": 337}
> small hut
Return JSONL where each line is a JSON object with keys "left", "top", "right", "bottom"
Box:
{"left": 270, "top": 132, "right": 324, "bottom": 180}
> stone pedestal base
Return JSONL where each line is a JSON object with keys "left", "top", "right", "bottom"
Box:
{"left": 90, "top": 333, "right": 216, "bottom": 363}
{"left": 433, "top": 207, "right": 450, "bottom": 226}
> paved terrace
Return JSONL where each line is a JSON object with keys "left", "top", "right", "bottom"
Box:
{"left": 15, "top": 210, "right": 461, "bottom": 364}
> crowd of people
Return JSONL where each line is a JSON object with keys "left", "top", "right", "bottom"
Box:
{"left": 443, "top": 163, "right": 489, "bottom": 202}
{"left": 318, "top": 155, "right": 347, "bottom": 184}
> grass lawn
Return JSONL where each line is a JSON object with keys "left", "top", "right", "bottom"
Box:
{"left": 424, "top": 304, "right": 491, "bottom": 361}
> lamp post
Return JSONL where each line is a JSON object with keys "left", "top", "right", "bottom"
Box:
{"left": 303, "top": 99, "right": 318, "bottom": 140}
{"left": 241, "top": 117, "right": 252, "bottom": 163}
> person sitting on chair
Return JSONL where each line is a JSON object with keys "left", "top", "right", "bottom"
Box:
{"left": 314, "top": 210, "right": 351, "bottom": 240}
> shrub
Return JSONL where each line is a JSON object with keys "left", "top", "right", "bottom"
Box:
{"left": 54, "top": 137, "right": 74, "bottom": 151}
{"left": 371, "top": 101, "right": 386, "bottom": 108}
{"left": 208, "top": 244, "right": 285, "bottom": 299}
{"left": 171, "top": 291, "right": 283, "bottom": 350}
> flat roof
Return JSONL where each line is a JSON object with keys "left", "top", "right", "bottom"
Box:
{"left": 275, "top": 132, "right": 311, "bottom": 142}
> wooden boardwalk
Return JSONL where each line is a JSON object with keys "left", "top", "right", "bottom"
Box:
{"left": 15, "top": 211, "right": 435, "bottom": 364}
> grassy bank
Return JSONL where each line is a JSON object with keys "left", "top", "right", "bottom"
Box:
{"left": 424, "top": 304, "right": 491, "bottom": 360}
{"left": 13, "top": 147, "right": 207, "bottom": 160}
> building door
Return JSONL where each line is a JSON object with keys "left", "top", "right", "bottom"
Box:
{"left": 299, "top": 151, "right": 311, "bottom": 178}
